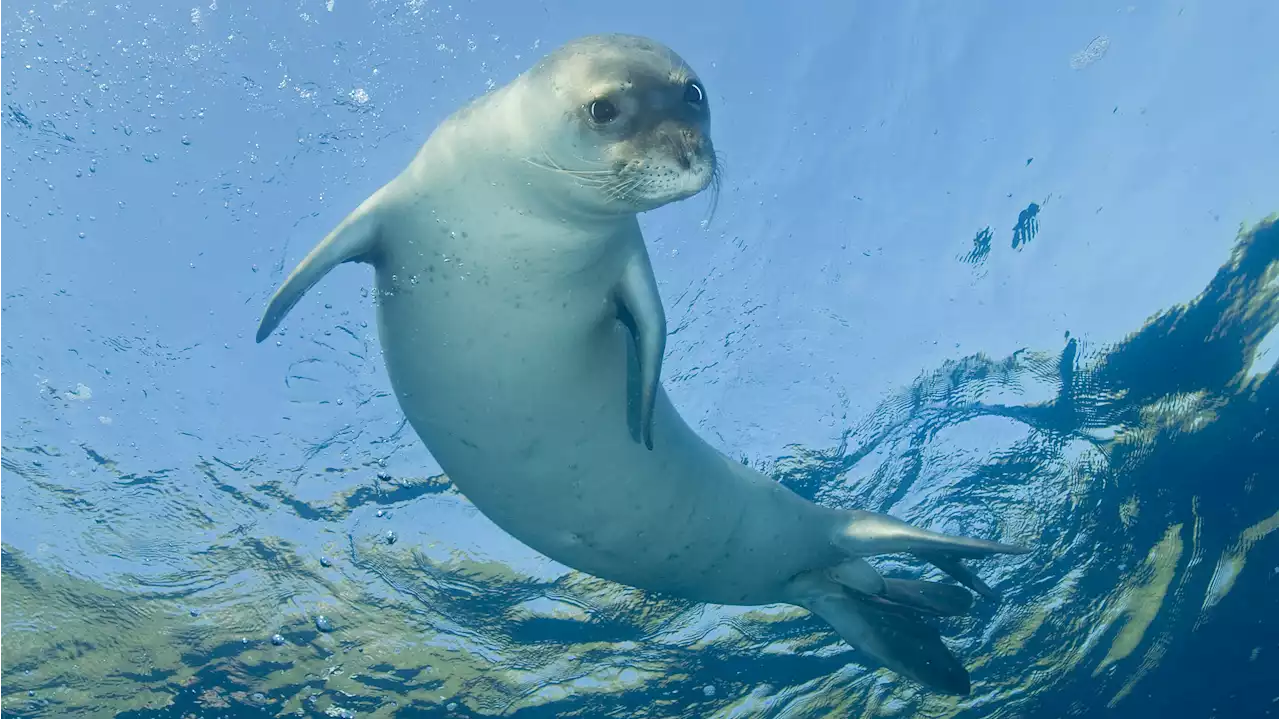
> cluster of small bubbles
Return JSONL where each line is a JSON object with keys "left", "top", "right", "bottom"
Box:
{"left": 702, "top": 685, "right": 716, "bottom": 697}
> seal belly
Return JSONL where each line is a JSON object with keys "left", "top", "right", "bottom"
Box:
{"left": 373, "top": 257, "right": 833, "bottom": 604}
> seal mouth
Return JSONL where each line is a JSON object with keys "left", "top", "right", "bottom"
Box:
{"left": 524, "top": 144, "right": 720, "bottom": 215}
{"left": 607, "top": 149, "right": 719, "bottom": 211}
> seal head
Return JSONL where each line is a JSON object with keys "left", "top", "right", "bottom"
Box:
{"left": 518, "top": 34, "right": 718, "bottom": 216}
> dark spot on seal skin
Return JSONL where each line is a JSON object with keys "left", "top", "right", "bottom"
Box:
{"left": 459, "top": 437, "right": 479, "bottom": 450}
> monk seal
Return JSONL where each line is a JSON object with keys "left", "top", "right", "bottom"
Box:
{"left": 256, "top": 33, "right": 1030, "bottom": 695}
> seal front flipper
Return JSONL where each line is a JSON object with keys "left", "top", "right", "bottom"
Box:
{"left": 255, "top": 188, "right": 389, "bottom": 343}
{"left": 614, "top": 249, "right": 666, "bottom": 450}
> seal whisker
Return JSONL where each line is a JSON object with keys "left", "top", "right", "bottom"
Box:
{"left": 534, "top": 146, "right": 614, "bottom": 174}
{"left": 605, "top": 175, "right": 645, "bottom": 203}
{"left": 702, "top": 168, "right": 723, "bottom": 226}
{"left": 603, "top": 180, "right": 633, "bottom": 202}
{"left": 564, "top": 149, "right": 613, "bottom": 168}
{"left": 713, "top": 150, "right": 729, "bottom": 175}
{"left": 523, "top": 156, "right": 615, "bottom": 180}
{"left": 662, "top": 134, "right": 683, "bottom": 167}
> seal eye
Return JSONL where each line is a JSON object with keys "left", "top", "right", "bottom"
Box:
{"left": 588, "top": 99, "right": 619, "bottom": 124}
{"left": 684, "top": 81, "right": 705, "bottom": 105}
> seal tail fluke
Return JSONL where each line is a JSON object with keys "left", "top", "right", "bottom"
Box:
{"left": 255, "top": 190, "right": 387, "bottom": 343}
{"left": 787, "top": 573, "right": 971, "bottom": 696}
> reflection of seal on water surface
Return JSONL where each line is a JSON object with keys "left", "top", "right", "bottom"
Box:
{"left": 255, "top": 33, "right": 1031, "bottom": 695}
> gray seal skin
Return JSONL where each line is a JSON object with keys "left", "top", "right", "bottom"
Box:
{"left": 256, "top": 34, "right": 1031, "bottom": 695}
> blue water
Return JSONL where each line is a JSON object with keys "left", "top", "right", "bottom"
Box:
{"left": 2, "top": 1, "right": 1277, "bottom": 717}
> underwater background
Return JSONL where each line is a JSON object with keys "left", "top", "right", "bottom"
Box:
{"left": 2, "top": 1, "right": 1277, "bottom": 717}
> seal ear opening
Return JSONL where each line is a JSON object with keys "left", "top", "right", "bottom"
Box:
{"left": 256, "top": 190, "right": 387, "bottom": 343}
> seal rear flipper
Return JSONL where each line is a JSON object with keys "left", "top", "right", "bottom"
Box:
{"left": 834, "top": 509, "right": 1031, "bottom": 560}
{"left": 788, "top": 573, "right": 971, "bottom": 695}
{"left": 826, "top": 561, "right": 973, "bottom": 616}
{"left": 876, "top": 578, "right": 975, "bottom": 616}
{"left": 916, "top": 551, "right": 1001, "bottom": 601}
{"left": 255, "top": 189, "right": 388, "bottom": 343}
{"left": 614, "top": 248, "right": 666, "bottom": 450}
